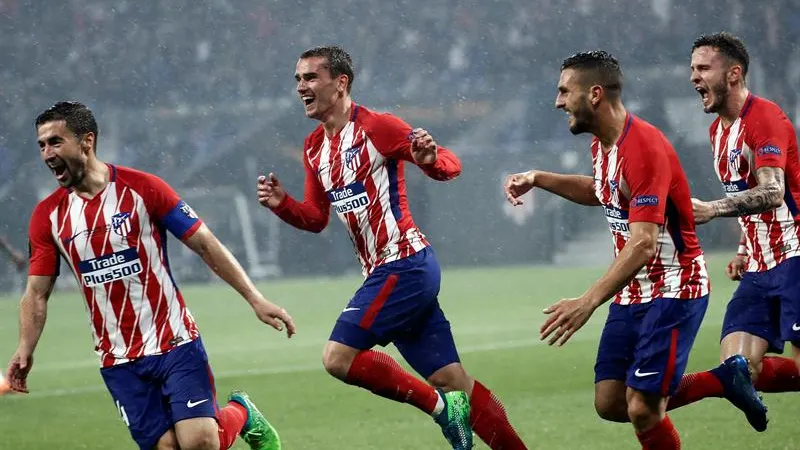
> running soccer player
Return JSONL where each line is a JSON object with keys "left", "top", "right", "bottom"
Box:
{"left": 5, "top": 102, "right": 295, "bottom": 450}
{"left": 504, "top": 50, "right": 721, "bottom": 449}
{"left": 667, "top": 32, "right": 799, "bottom": 431}
{"left": 257, "top": 46, "right": 527, "bottom": 450}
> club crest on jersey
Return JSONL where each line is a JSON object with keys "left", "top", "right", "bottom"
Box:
{"left": 728, "top": 147, "right": 742, "bottom": 171}
{"left": 111, "top": 212, "right": 132, "bottom": 236}
{"left": 343, "top": 145, "right": 362, "bottom": 171}
{"left": 608, "top": 180, "right": 619, "bottom": 192}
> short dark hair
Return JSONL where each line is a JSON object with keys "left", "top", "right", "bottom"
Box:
{"left": 692, "top": 32, "right": 749, "bottom": 77}
{"left": 561, "top": 50, "right": 623, "bottom": 98}
{"left": 300, "top": 45, "right": 355, "bottom": 93}
{"left": 35, "top": 101, "right": 99, "bottom": 149}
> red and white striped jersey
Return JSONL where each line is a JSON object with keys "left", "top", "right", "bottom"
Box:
{"left": 273, "top": 104, "right": 461, "bottom": 276}
{"left": 28, "top": 165, "right": 202, "bottom": 367}
{"left": 710, "top": 94, "right": 800, "bottom": 272}
{"left": 592, "top": 114, "right": 709, "bottom": 304}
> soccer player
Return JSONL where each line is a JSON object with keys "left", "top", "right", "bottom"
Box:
{"left": 504, "top": 50, "right": 716, "bottom": 449}
{"left": 666, "top": 31, "right": 800, "bottom": 430}
{"left": 5, "top": 102, "right": 296, "bottom": 450}
{"left": 257, "top": 46, "right": 527, "bottom": 450}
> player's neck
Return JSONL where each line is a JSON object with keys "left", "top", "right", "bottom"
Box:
{"left": 73, "top": 158, "right": 110, "bottom": 199}
{"left": 594, "top": 103, "right": 628, "bottom": 150}
{"left": 322, "top": 97, "right": 353, "bottom": 138}
{"left": 718, "top": 87, "right": 750, "bottom": 127}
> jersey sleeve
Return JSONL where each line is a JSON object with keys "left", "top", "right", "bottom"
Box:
{"left": 272, "top": 151, "right": 331, "bottom": 233}
{"left": 745, "top": 110, "right": 792, "bottom": 170}
{"left": 367, "top": 113, "right": 461, "bottom": 181}
{"left": 623, "top": 138, "right": 671, "bottom": 225}
{"left": 28, "top": 203, "right": 60, "bottom": 277}
{"left": 140, "top": 173, "right": 203, "bottom": 240}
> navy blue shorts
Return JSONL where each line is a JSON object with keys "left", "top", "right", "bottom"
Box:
{"left": 100, "top": 338, "right": 218, "bottom": 450}
{"left": 595, "top": 296, "right": 708, "bottom": 396}
{"left": 722, "top": 256, "right": 800, "bottom": 353}
{"left": 329, "top": 246, "right": 460, "bottom": 378}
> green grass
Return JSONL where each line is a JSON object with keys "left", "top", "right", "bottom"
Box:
{"left": 1, "top": 254, "right": 798, "bottom": 449}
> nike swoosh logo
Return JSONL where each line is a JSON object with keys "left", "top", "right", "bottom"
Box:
{"left": 186, "top": 399, "right": 209, "bottom": 408}
{"left": 793, "top": 323, "right": 800, "bottom": 331}
{"left": 342, "top": 307, "right": 360, "bottom": 313}
{"left": 634, "top": 369, "right": 659, "bottom": 378}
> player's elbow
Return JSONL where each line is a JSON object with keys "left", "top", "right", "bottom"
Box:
{"left": 632, "top": 235, "right": 658, "bottom": 261}
{"left": 766, "top": 184, "right": 785, "bottom": 209}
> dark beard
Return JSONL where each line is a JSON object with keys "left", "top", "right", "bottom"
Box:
{"left": 59, "top": 162, "right": 86, "bottom": 188}
{"left": 569, "top": 106, "right": 593, "bottom": 135}
{"left": 705, "top": 80, "right": 729, "bottom": 114}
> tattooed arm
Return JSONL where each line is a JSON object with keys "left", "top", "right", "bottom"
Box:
{"left": 693, "top": 167, "right": 785, "bottom": 224}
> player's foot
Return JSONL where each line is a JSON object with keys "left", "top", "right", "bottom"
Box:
{"left": 711, "top": 354, "right": 768, "bottom": 432}
{"left": 228, "top": 390, "right": 281, "bottom": 450}
{"left": 433, "top": 389, "right": 473, "bottom": 449}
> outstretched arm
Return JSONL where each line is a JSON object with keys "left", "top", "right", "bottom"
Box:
{"left": 504, "top": 170, "right": 600, "bottom": 207}
{"left": 539, "top": 222, "right": 658, "bottom": 346}
{"left": 183, "top": 224, "right": 295, "bottom": 337}
{"left": 7, "top": 275, "right": 57, "bottom": 393}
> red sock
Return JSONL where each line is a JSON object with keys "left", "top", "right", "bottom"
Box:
{"left": 755, "top": 356, "right": 800, "bottom": 392}
{"left": 217, "top": 402, "right": 247, "bottom": 450}
{"left": 636, "top": 416, "right": 681, "bottom": 450}
{"left": 469, "top": 380, "right": 527, "bottom": 450}
{"left": 345, "top": 350, "right": 439, "bottom": 414}
{"left": 666, "top": 371, "right": 723, "bottom": 411}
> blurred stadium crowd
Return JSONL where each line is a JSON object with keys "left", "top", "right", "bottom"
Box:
{"left": 0, "top": 0, "right": 798, "bottom": 287}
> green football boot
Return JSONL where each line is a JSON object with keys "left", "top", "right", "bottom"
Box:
{"left": 228, "top": 390, "right": 281, "bottom": 450}
{"left": 433, "top": 389, "right": 473, "bottom": 449}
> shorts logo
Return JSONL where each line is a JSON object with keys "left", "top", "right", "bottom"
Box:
{"left": 111, "top": 212, "right": 132, "bottom": 237}
{"left": 632, "top": 195, "right": 659, "bottom": 207}
{"left": 634, "top": 369, "right": 659, "bottom": 377}
{"left": 327, "top": 182, "right": 370, "bottom": 214}
{"left": 792, "top": 323, "right": 800, "bottom": 332}
{"left": 343, "top": 145, "right": 362, "bottom": 171}
{"left": 758, "top": 145, "right": 781, "bottom": 156}
{"left": 79, "top": 248, "right": 143, "bottom": 287}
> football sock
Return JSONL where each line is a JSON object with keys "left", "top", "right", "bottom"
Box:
{"left": 469, "top": 380, "right": 528, "bottom": 449}
{"left": 345, "top": 350, "right": 441, "bottom": 415}
{"left": 217, "top": 402, "right": 247, "bottom": 449}
{"left": 635, "top": 415, "right": 680, "bottom": 450}
{"left": 755, "top": 356, "right": 800, "bottom": 392}
{"left": 666, "top": 371, "right": 723, "bottom": 410}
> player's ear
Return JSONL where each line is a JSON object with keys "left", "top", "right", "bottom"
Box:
{"left": 727, "top": 64, "right": 743, "bottom": 85}
{"left": 589, "top": 85, "right": 604, "bottom": 106}
{"left": 338, "top": 74, "right": 349, "bottom": 95}
{"left": 81, "top": 132, "right": 96, "bottom": 154}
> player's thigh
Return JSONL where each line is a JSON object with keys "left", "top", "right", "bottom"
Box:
{"left": 394, "top": 301, "right": 461, "bottom": 382}
{"left": 629, "top": 296, "right": 708, "bottom": 397}
{"left": 721, "top": 271, "right": 782, "bottom": 357}
{"left": 330, "top": 247, "right": 441, "bottom": 350}
{"left": 160, "top": 338, "right": 218, "bottom": 427}
{"left": 100, "top": 363, "right": 172, "bottom": 450}
{"left": 594, "top": 303, "right": 639, "bottom": 386}
{"left": 173, "top": 417, "right": 219, "bottom": 450}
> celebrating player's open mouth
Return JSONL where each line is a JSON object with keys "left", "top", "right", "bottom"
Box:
{"left": 46, "top": 157, "right": 70, "bottom": 184}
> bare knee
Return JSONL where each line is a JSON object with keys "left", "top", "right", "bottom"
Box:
{"left": 626, "top": 392, "right": 663, "bottom": 431}
{"left": 322, "top": 341, "right": 359, "bottom": 380}
{"left": 155, "top": 430, "right": 179, "bottom": 450}
{"left": 594, "top": 395, "right": 629, "bottom": 423}
{"left": 427, "top": 363, "right": 473, "bottom": 394}
{"left": 179, "top": 431, "right": 219, "bottom": 450}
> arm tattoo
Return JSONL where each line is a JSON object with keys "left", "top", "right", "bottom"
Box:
{"left": 711, "top": 167, "right": 785, "bottom": 218}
